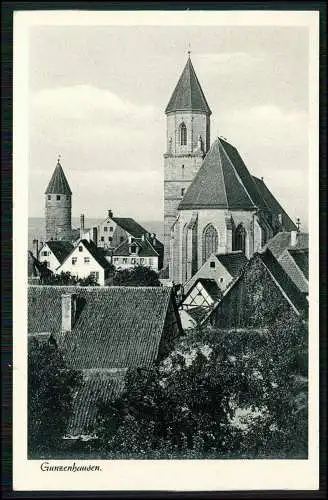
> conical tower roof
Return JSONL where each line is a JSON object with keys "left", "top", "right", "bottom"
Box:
{"left": 178, "top": 138, "right": 267, "bottom": 211}
{"left": 165, "top": 56, "right": 211, "bottom": 115}
{"left": 45, "top": 160, "right": 72, "bottom": 195}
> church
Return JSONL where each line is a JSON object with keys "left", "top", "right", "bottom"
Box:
{"left": 164, "top": 55, "right": 297, "bottom": 285}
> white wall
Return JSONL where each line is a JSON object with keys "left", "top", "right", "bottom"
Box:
{"left": 38, "top": 243, "right": 61, "bottom": 272}
{"left": 58, "top": 243, "right": 105, "bottom": 285}
{"left": 112, "top": 255, "right": 158, "bottom": 271}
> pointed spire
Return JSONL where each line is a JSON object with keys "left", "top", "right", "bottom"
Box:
{"left": 45, "top": 158, "right": 72, "bottom": 195}
{"left": 165, "top": 56, "right": 211, "bottom": 115}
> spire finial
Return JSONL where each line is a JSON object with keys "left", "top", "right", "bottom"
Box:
{"left": 187, "top": 43, "right": 191, "bottom": 58}
{"left": 296, "top": 217, "right": 301, "bottom": 232}
{"left": 57, "top": 154, "right": 62, "bottom": 164}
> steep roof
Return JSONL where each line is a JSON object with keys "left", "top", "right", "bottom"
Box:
{"left": 179, "top": 138, "right": 266, "bottom": 210}
{"left": 216, "top": 251, "right": 249, "bottom": 277}
{"left": 165, "top": 56, "right": 211, "bottom": 115}
{"left": 45, "top": 161, "right": 72, "bottom": 195}
{"left": 266, "top": 231, "right": 309, "bottom": 260}
{"left": 194, "top": 278, "right": 221, "bottom": 301}
{"left": 289, "top": 248, "right": 309, "bottom": 280}
{"left": 66, "top": 369, "right": 126, "bottom": 437}
{"left": 28, "top": 251, "right": 53, "bottom": 278}
{"left": 28, "top": 286, "right": 177, "bottom": 370}
{"left": 112, "top": 237, "right": 159, "bottom": 258}
{"left": 252, "top": 176, "right": 297, "bottom": 231}
{"left": 46, "top": 241, "right": 74, "bottom": 264}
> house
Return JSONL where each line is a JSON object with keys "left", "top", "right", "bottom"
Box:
{"left": 28, "top": 251, "right": 53, "bottom": 284}
{"left": 28, "top": 285, "right": 183, "bottom": 438}
{"left": 179, "top": 278, "right": 223, "bottom": 330}
{"left": 92, "top": 210, "right": 164, "bottom": 269}
{"left": 57, "top": 239, "right": 113, "bottom": 285}
{"left": 38, "top": 240, "right": 74, "bottom": 273}
{"left": 265, "top": 230, "right": 309, "bottom": 294}
{"left": 183, "top": 250, "right": 248, "bottom": 295}
{"left": 111, "top": 234, "right": 160, "bottom": 271}
{"left": 207, "top": 248, "right": 308, "bottom": 330}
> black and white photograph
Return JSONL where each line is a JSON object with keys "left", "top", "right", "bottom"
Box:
{"left": 13, "top": 9, "right": 320, "bottom": 491}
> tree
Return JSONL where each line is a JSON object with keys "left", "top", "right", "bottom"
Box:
{"left": 28, "top": 336, "right": 82, "bottom": 457}
{"left": 113, "top": 265, "right": 161, "bottom": 287}
{"left": 92, "top": 311, "right": 308, "bottom": 459}
{"left": 41, "top": 271, "right": 101, "bottom": 286}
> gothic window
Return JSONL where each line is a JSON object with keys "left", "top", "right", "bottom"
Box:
{"left": 235, "top": 224, "right": 246, "bottom": 253}
{"left": 202, "top": 224, "right": 218, "bottom": 264}
{"left": 180, "top": 123, "right": 187, "bottom": 146}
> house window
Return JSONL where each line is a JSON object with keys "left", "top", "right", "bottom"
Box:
{"left": 114, "top": 257, "right": 119, "bottom": 263}
{"left": 140, "top": 258, "right": 145, "bottom": 264}
{"left": 56, "top": 195, "right": 61, "bottom": 201}
{"left": 179, "top": 122, "right": 187, "bottom": 146}
{"left": 47, "top": 195, "right": 51, "bottom": 200}
{"left": 123, "top": 258, "right": 127, "bottom": 264}
{"left": 120, "top": 236, "right": 124, "bottom": 242}
{"left": 181, "top": 188, "right": 185, "bottom": 197}
{"left": 45, "top": 261, "right": 50, "bottom": 267}
{"left": 84, "top": 257, "right": 90, "bottom": 264}
{"left": 202, "top": 224, "right": 219, "bottom": 264}
{"left": 219, "top": 277, "right": 224, "bottom": 283}
{"left": 90, "top": 271, "right": 99, "bottom": 281}
{"left": 72, "top": 257, "right": 77, "bottom": 265}
{"left": 101, "top": 236, "right": 104, "bottom": 242}
{"left": 210, "top": 261, "right": 215, "bottom": 268}
{"left": 108, "top": 237, "right": 112, "bottom": 242}
{"left": 131, "top": 258, "right": 136, "bottom": 265}
{"left": 109, "top": 227, "right": 113, "bottom": 232}
{"left": 42, "top": 251, "right": 48, "bottom": 256}
{"left": 104, "top": 227, "right": 108, "bottom": 232}
{"left": 79, "top": 246, "right": 83, "bottom": 252}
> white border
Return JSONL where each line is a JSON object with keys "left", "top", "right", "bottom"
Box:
{"left": 13, "top": 10, "right": 320, "bottom": 491}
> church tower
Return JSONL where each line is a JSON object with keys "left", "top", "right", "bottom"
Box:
{"left": 163, "top": 55, "right": 211, "bottom": 266}
{"left": 45, "top": 158, "right": 72, "bottom": 241}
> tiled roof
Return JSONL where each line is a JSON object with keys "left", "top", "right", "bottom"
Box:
{"left": 113, "top": 238, "right": 159, "bottom": 258}
{"left": 66, "top": 369, "right": 126, "bottom": 437}
{"left": 278, "top": 249, "right": 308, "bottom": 294}
{"left": 165, "top": 56, "right": 211, "bottom": 115}
{"left": 252, "top": 176, "right": 297, "bottom": 231}
{"left": 258, "top": 249, "right": 308, "bottom": 314}
{"left": 46, "top": 241, "right": 74, "bottom": 264}
{"left": 28, "top": 286, "right": 175, "bottom": 370}
{"left": 195, "top": 278, "right": 221, "bottom": 301}
{"left": 289, "top": 249, "right": 309, "bottom": 280}
{"left": 216, "top": 251, "right": 249, "bottom": 278}
{"left": 179, "top": 138, "right": 264, "bottom": 210}
{"left": 45, "top": 161, "right": 72, "bottom": 195}
{"left": 266, "top": 231, "right": 309, "bottom": 260}
{"left": 112, "top": 218, "right": 151, "bottom": 238}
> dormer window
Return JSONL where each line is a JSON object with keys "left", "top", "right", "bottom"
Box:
{"left": 180, "top": 123, "right": 187, "bottom": 146}
{"left": 130, "top": 244, "right": 137, "bottom": 254}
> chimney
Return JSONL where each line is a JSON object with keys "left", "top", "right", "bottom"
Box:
{"left": 80, "top": 214, "right": 85, "bottom": 239}
{"left": 108, "top": 209, "right": 113, "bottom": 219}
{"left": 61, "top": 294, "right": 77, "bottom": 332}
{"left": 92, "top": 227, "right": 98, "bottom": 244}
{"left": 290, "top": 230, "right": 298, "bottom": 247}
{"left": 32, "top": 239, "right": 39, "bottom": 259}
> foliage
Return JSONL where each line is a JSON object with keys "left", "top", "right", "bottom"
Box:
{"left": 92, "top": 311, "right": 308, "bottom": 459}
{"left": 41, "top": 271, "right": 99, "bottom": 286}
{"left": 28, "top": 337, "right": 82, "bottom": 458}
{"left": 113, "top": 265, "right": 161, "bottom": 287}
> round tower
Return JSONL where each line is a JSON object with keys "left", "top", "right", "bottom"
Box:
{"left": 45, "top": 158, "right": 72, "bottom": 241}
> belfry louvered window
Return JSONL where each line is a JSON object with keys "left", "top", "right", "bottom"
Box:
{"left": 180, "top": 123, "right": 187, "bottom": 146}
{"left": 202, "top": 224, "right": 218, "bottom": 264}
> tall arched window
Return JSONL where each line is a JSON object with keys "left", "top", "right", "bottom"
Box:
{"left": 202, "top": 224, "right": 218, "bottom": 263}
{"left": 180, "top": 123, "right": 187, "bottom": 146}
{"left": 235, "top": 224, "right": 246, "bottom": 253}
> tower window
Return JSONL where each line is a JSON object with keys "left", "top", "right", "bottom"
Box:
{"left": 56, "top": 195, "right": 61, "bottom": 201}
{"left": 180, "top": 123, "right": 187, "bottom": 146}
{"left": 47, "top": 195, "right": 51, "bottom": 200}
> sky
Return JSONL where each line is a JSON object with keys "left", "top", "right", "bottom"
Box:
{"left": 28, "top": 22, "right": 310, "bottom": 229}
